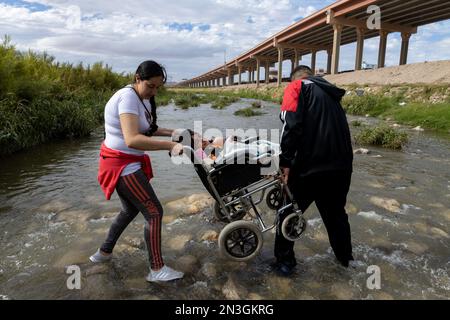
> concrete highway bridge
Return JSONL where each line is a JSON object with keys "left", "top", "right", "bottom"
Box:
{"left": 179, "top": 0, "right": 450, "bottom": 88}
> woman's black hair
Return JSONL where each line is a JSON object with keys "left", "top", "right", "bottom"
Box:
{"left": 134, "top": 60, "right": 167, "bottom": 84}
{"left": 133, "top": 60, "right": 167, "bottom": 136}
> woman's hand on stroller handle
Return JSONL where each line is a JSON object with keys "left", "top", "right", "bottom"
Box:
{"left": 169, "top": 143, "right": 184, "bottom": 157}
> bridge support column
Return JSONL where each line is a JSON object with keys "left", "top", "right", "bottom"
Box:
{"left": 294, "top": 49, "right": 300, "bottom": 70}
{"left": 265, "top": 61, "right": 270, "bottom": 84}
{"left": 355, "top": 27, "right": 365, "bottom": 70}
{"left": 378, "top": 30, "right": 389, "bottom": 68}
{"left": 238, "top": 66, "right": 242, "bottom": 85}
{"left": 327, "top": 49, "right": 332, "bottom": 74}
{"left": 400, "top": 32, "right": 411, "bottom": 65}
{"left": 331, "top": 24, "right": 343, "bottom": 74}
{"left": 311, "top": 50, "right": 317, "bottom": 75}
{"left": 277, "top": 47, "right": 284, "bottom": 87}
{"left": 227, "top": 69, "right": 233, "bottom": 86}
{"left": 256, "top": 58, "right": 261, "bottom": 87}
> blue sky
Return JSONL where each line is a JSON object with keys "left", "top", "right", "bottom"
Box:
{"left": 1, "top": 0, "right": 449, "bottom": 81}
{"left": 1, "top": 0, "right": 50, "bottom": 11}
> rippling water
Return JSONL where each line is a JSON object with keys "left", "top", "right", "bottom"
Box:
{"left": 0, "top": 99, "right": 449, "bottom": 300}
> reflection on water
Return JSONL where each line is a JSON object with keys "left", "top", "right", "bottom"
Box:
{"left": 0, "top": 99, "right": 449, "bottom": 300}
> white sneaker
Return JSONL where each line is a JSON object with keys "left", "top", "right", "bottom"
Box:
{"left": 89, "top": 249, "right": 112, "bottom": 263}
{"left": 146, "top": 265, "right": 184, "bottom": 282}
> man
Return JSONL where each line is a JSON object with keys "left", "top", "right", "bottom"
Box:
{"left": 274, "top": 65, "right": 354, "bottom": 276}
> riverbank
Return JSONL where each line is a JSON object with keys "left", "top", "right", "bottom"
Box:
{"left": 0, "top": 38, "right": 129, "bottom": 157}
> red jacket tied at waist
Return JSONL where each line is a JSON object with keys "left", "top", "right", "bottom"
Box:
{"left": 98, "top": 142, "right": 153, "bottom": 200}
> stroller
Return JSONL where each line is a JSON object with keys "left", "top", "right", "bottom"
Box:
{"left": 172, "top": 130, "right": 307, "bottom": 262}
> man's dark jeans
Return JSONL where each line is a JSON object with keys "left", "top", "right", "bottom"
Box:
{"left": 274, "top": 170, "right": 353, "bottom": 267}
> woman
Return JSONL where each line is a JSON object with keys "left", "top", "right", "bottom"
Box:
{"left": 90, "top": 60, "right": 184, "bottom": 282}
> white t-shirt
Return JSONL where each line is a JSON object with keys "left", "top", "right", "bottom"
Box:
{"left": 104, "top": 85, "right": 152, "bottom": 176}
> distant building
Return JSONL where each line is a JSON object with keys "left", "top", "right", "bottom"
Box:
{"left": 362, "top": 61, "right": 376, "bottom": 70}
{"left": 315, "top": 68, "right": 326, "bottom": 75}
{"left": 269, "top": 70, "right": 278, "bottom": 80}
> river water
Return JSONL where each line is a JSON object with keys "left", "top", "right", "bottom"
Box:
{"left": 0, "top": 99, "right": 449, "bottom": 300}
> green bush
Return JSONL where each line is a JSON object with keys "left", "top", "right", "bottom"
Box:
{"left": 0, "top": 36, "right": 130, "bottom": 156}
{"left": 341, "top": 95, "right": 397, "bottom": 117}
{"left": 355, "top": 125, "right": 409, "bottom": 150}
{"left": 234, "top": 107, "right": 264, "bottom": 117}
{"left": 211, "top": 96, "right": 239, "bottom": 109}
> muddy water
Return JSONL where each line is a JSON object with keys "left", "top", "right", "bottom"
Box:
{"left": 0, "top": 99, "right": 449, "bottom": 300}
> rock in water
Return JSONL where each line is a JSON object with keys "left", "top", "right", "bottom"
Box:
{"left": 330, "top": 283, "right": 355, "bottom": 300}
{"left": 200, "top": 263, "right": 217, "bottom": 279}
{"left": 222, "top": 276, "right": 248, "bottom": 300}
{"left": 413, "top": 126, "right": 424, "bottom": 132}
{"left": 430, "top": 227, "right": 449, "bottom": 239}
{"left": 345, "top": 203, "right": 358, "bottom": 215}
{"left": 84, "top": 264, "right": 110, "bottom": 277}
{"left": 405, "top": 241, "right": 429, "bottom": 255}
{"left": 200, "top": 230, "right": 219, "bottom": 242}
{"left": 369, "top": 197, "right": 401, "bottom": 213}
{"left": 354, "top": 148, "right": 371, "bottom": 155}
{"left": 165, "top": 193, "right": 214, "bottom": 217}
{"left": 248, "top": 293, "right": 264, "bottom": 300}
{"left": 267, "top": 276, "right": 294, "bottom": 299}
{"left": 189, "top": 281, "right": 211, "bottom": 300}
{"left": 168, "top": 234, "right": 192, "bottom": 251}
{"left": 176, "top": 255, "right": 198, "bottom": 274}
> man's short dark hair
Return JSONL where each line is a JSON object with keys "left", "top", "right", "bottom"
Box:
{"left": 291, "top": 65, "right": 313, "bottom": 80}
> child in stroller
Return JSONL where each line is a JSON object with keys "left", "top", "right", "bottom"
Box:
{"left": 194, "top": 134, "right": 278, "bottom": 168}
{"left": 172, "top": 129, "right": 307, "bottom": 262}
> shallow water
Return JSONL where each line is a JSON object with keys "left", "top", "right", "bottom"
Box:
{"left": 0, "top": 99, "right": 449, "bottom": 300}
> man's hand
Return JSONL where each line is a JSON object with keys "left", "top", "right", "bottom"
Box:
{"left": 280, "top": 167, "right": 290, "bottom": 185}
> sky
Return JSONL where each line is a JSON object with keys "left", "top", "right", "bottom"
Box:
{"left": 1, "top": 0, "right": 450, "bottom": 82}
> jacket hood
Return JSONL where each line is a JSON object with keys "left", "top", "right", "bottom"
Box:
{"left": 308, "top": 76, "right": 346, "bottom": 102}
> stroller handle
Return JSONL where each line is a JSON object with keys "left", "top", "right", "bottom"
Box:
{"left": 168, "top": 145, "right": 196, "bottom": 159}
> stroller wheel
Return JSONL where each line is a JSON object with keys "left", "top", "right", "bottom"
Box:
{"left": 214, "top": 200, "right": 247, "bottom": 223}
{"left": 219, "top": 221, "right": 263, "bottom": 262}
{"left": 266, "top": 187, "right": 283, "bottom": 210}
{"left": 281, "top": 212, "right": 307, "bottom": 241}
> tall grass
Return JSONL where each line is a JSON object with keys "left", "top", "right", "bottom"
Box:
{"left": 0, "top": 36, "right": 130, "bottom": 156}
{"left": 342, "top": 94, "right": 450, "bottom": 132}
{"left": 355, "top": 125, "right": 409, "bottom": 150}
{"left": 385, "top": 103, "right": 450, "bottom": 132}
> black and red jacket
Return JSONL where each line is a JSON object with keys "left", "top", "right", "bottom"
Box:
{"left": 279, "top": 76, "right": 353, "bottom": 177}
